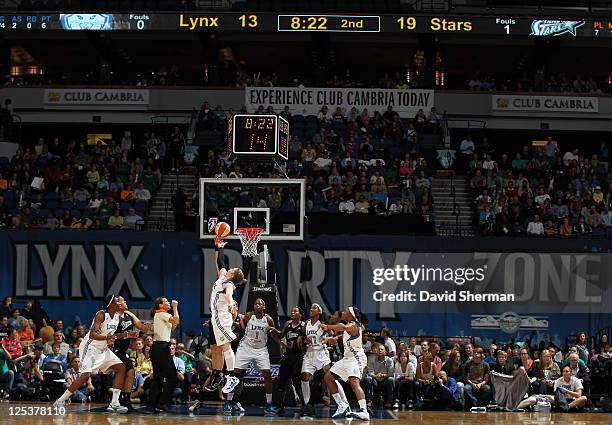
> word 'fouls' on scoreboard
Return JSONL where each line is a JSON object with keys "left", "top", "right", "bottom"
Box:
{"left": 226, "top": 114, "right": 289, "bottom": 162}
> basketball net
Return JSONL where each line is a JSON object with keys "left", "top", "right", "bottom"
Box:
{"left": 235, "top": 228, "right": 265, "bottom": 257}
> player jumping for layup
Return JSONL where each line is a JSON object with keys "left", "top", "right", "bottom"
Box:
{"left": 205, "top": 239, "right": 246, "bottom": 393}
{"left": 54, "top": 295, "right": 128, "bottom": 413}
{"left": 321, "top": 306, "right": 369, "bottom": 421}
{"left": 225, "top": 298, "right": 282, "bottom": 416}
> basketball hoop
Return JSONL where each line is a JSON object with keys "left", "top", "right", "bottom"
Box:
{"left": 235, "top": 227, "right": 265, "bottom": 257}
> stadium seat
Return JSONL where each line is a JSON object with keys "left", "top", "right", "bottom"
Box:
{"left": 607, "top": 227, "right": 612, "bottom": 237}
{"left": 592, "top": 227, "right": 605, "bottom": 237}
{"left": 239, "top": 194, "right": 253, "bottom": 205}
{"left": 372, "top": 192, "right": 387, "bottom": 203}
{"left": 135, "top": 200, "right": 148, "bottom": 211}
{"left": 46, "top": 200, "right": 60, "bottom": 210}
{"left": 0, "top": 157, "right": 9, "bottom": 166}
{"left": 291, "top": 115, "right": 305, "bottom": 128}
{"left": 71, "top": 209, "right": 82, "bottom": 219}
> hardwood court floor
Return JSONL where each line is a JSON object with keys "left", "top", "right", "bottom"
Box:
{"left": 1, "top": 402, "right": 609, "bottom": 425}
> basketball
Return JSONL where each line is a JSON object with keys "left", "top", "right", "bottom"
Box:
{"left": 215, "top": 221, "right": 231, "bottom": 239}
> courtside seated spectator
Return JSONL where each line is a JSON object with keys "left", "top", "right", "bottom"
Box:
{"left": 64, "top": 357, "right": 95, "bottom": 402}
{"left": 364, "top": 345, "right": 396, "bottom": 408}
{"left": 463, "top": 348, "right": 491, "bottom": 410}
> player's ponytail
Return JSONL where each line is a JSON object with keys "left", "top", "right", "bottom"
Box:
{"left": 349, "top": 306, "right": 368, "bottom": 325}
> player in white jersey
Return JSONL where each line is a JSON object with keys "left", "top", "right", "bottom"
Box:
{"left": 300, "top": 303, "right": 331, "bottom": 416}
{"left": 54, "top": 295, "right": 128, "bottom": 413}
{"left": 226, "top": 298, "right": 282, "bottom": 416}
{"left": 204, "top": 239, "right": 246, "bottom": 393}
{"left": 321, "top": 306, "right": 370, "bottom": 421}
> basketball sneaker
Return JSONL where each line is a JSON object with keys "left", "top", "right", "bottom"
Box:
{"left": 264, "top": 403, "right": 280, "bottom": 416}
{"left": 233, "top": 402, "right": 245, "bottom": 414}
{"left": 53, "top": 399, "right": 65, "bottom": 409}
{"left": 300, "top": 404, "right": 315, "bottom": 417}
{"left": 331, "top": 403, "right": 351, "bottom": 419}
{"left": 188, "top": 400, "right": 201, "bottom": 413}
{"left": 223, "top": 401, "right": 233, "bottom": 414}
{"left": 204, "top": 374, "right": 223, "bottom": 392}
{"left": 349, "top": 408, "right": 370, "bottom": 421}
{"left": 222, "top": 375, "right": 240, "bottom": 394}
{"left": 107, "top": 403, "right": 129, "bottom": 414}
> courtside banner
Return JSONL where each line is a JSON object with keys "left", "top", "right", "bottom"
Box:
{"left": 245, "top": 87, "right": 434, "bottom": 117}
{"left": 492, "top": 94, "right": 598, "bottom": 113}
{"left": 360, "top": 252, "right": 611, "bottom": 316}
{"left": 2, "top": 231, "right": 610, "bottom": 340}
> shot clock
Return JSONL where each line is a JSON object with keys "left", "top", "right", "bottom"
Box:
{"left": 231, "top": 114, "right": 289, "bottom": 160}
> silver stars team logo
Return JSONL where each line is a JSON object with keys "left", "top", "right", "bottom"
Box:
{"left": 207, "top": 217, "right": 218, "bottom": 233}
{"left": 60, "top": 14, "right": 113, "bottom": 30}
{"left": 530, "top": 20, "right": 584, "bottom": 36}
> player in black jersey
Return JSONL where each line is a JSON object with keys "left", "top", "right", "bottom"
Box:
{"left": 113, "top": 296, "right": 152, "bottom": 411}
{"left": 275, "top": 306, "right": 306, "bottom": 413}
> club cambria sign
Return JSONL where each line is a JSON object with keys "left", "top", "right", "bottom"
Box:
{"left": 44, "top": 88, "right": 150, "bottom": 109}
{"left": 492, "top": 94, "right": 598, "bottom": 113}
{"left": 245, "top": 87, "right": 434, "bottom": 117}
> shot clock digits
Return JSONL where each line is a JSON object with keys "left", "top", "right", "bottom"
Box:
{"left": 231, "top": 114, "right": 289, "bottom": 160}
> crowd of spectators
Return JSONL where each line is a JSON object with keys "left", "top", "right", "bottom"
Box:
{"left": 360, "top": 330, "right": 610, "bottom": 412}
{"left": 197, "top": 103, "right": 442, "bottom": 222}
{"left": 1, "top": 97, "right": 440, "bottom": 231}
{"left": 459, "top": 135, "right": 611, "bottom": 237}
{"left": 1, "top": 294, "right": 610, "bottom": 412}
{"left": 466, "top": 72, "right": 606, "bottom": 94}
{"left": 0, "top": 126, "right": 186, "bottom": 229}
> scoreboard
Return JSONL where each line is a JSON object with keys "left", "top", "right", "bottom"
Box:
{"left": 0, "top": 12, "right": 611, "bottom": 37}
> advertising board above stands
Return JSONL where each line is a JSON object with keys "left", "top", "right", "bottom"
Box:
{"left": 2, "top": 86, "right": 612, "bottom": 129}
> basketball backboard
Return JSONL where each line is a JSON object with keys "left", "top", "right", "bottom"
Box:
{"left": 199, "top": 178, "right": 305, "bottom": 241}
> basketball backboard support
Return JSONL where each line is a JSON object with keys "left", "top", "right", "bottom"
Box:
{"left": 199, "top": 178, "right": 305, "bottom": 241}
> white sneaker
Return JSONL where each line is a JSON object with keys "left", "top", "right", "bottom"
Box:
{"left": 331, "top": 403, "right": 351, "bottom": 419}
{"left": 53, "top": 399, "right": 65, "bottom": 408}
{"left": 351, "top": 408, "right": 370, "bottom": 421}
{"left": 222, "top": 375, "right": 240, "bottom": 394}
{"left": 188, "top": 400, "right": 201, "bottom": 413}
{"left": 107, "top": 403, "right": 129, "bottom": 414}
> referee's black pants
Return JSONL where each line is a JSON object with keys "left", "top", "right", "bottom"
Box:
{"left": 148, "top": 341, "right": 177, "bottom": 408}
